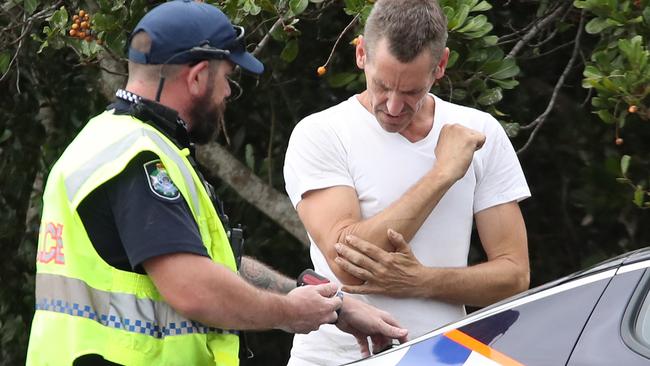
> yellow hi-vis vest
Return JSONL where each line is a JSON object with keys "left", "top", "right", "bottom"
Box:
{"left": 26, "top": 110, "right": 240, "bottom": 366}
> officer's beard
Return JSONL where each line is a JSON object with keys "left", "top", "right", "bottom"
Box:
{"left": 187, "top": 85, "right": 226, "bottom": 145}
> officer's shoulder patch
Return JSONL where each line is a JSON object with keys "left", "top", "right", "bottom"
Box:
{"left": 143, "top": 159, "right": 181, "bottom": 201}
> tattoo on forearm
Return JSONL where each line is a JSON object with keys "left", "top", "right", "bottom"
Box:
{"left": 240, "top": 257, "right": 296, "bottom": 294}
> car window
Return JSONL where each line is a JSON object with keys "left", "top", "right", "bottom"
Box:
{"left": 636, "top": 291, "right": 650, "bottom": 344}
{"left": 622, "top": 269, "right": 650, "bottom": 358}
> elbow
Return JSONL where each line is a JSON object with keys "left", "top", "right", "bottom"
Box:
{"left": 323, "top": 255, "right": 365, "bottom": 286}
{"left": 168, "top": 292, "right": 207, "bottom": 321}
{"left": 505, "top": 266, "right": 530, "bottom": 298}
{"left": 515, "top": 268, "right": 530, "bottom": 293}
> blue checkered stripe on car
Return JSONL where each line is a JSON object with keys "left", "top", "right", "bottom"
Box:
{"left": 36, "top": 298, "right": 237, "bottom": 339}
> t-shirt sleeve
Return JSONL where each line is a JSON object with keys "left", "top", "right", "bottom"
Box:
{"left": 106, "top": 151, "right": 208, "bottom": 269}
{"left": 473, "top": 118, "right": 531, "bottom": 213}
{"left": 283, "top": 116, "right": 354, "bottom": 208}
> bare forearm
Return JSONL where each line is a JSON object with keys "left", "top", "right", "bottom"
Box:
{"left": 337, "top": 168, "right": 454, "bottom": 251}
{"left": 239, "top": 256, "right": 296, "bottom": 294}
{"left": 145, "top": 254, "right": 290, "bottom": 330}
{"left": 419, "top": 259, "right": 530, "bottom": 306}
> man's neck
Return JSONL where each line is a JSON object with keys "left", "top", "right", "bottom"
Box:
{"left": 356, "top": 91, "right": 436, "bottom": 143}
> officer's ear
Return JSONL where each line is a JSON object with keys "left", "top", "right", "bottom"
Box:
{"left": 185, "top": 60, "right": 211, "bottom": 97}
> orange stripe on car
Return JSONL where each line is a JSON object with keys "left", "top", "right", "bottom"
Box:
{"left": 444, "top": 329, "right": 525, "bottom": 366}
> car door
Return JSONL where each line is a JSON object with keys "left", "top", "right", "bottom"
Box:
{"left": 567, "top": 261, "right": 650, "bottom": 366}
{"left": 349, "top": 268, "right": 615, "bottom": 365}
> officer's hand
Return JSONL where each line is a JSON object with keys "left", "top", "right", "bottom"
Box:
{"left": 434, "top": 123, "right": 485, "bottom": 182}
{"left": 280, "top": 283, "right": 341, "bottom": 334}
{"left": 336, "top": 296, "right": 408, "bottom": 357}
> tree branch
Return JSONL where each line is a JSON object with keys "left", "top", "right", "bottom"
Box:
{"left": 517, "top": 10, "right": 585, "bottom": 155}
{"left": 507, "top": 3, "right": 569, "bottom": 59}
{"left": 321, "top": 13, "right": 360, "bottom": 68}
{"left": 252, "top": 17, "right": 283, "bottom": 57}
{"left": 195, "top": 142, "right": 309, "bottom": 246}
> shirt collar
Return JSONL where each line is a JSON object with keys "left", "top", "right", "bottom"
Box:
{"left": 109, "top": 89, "right": 192, "bottom": 150}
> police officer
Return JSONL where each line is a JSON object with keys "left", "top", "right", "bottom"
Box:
{"left": 26, "top": 1, "right": 407, "bottom": 365}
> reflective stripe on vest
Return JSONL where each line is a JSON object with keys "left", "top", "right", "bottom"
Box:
{"left": 35, "top": 273, "right": 238, "bottom": 339}
{"left": 64, "top": 128, "right": 201, "bottom": 216}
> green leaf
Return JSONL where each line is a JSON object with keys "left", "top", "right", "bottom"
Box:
{"left": 92, "top": 13, "right": 118, "bottom": 31}
{"left": 501, "top": 122, "right": 520, "bottom": 137}
{"left": 447, "top": 50, "right": 459, "bottom": 68}
{"left": 463, "top": 23, "right": 494, "bottom": 39}
{"left": 471, "top": 1, "right": 492, "bottom": 12}
{"left": 0, "top": 129, "right": 12, "bottom": 144}
{"left": 477, "top": 87, "right": 503, "bottom": 106}
{"left": 0, "top": 51, "right": 11, "bottom": 75}
{"left": 596, "top": 109, "right": 616, "bottom": 124}
{"left": 644, "top": 6, "right": 650, "bottom": 26}
{"left": 290, "top": 0, "right": 309, "bottom": 16}
{"left": 585, "top": 17, "right": 614, "bottom": 34}
{"left": 49, "top": 6, "right": 68, "bottom": 30}
{"left": 23, "top": 0, "right": 38, "bottom": 15}
{"left": 327, "top": 72, "right": 358, "bottom": 88}
{"left": 633, "top": 186, "right": 644, "bottom": 207}
{"left": 488, "top": 58, "right": 520, "bottom": 79}
{"left": 451, "top": 88, "right": 467, "bottom": 101}
{"left": 280, "top": 39, "right": 299, "bottom": 63}
{"left": 457, "top": 14, "right": 488, "bottom": 33}
{"left": 245, "top": 144, "right": 255, "bottom": 171}
{"left": 492, "top": 78, "right": 519, "bottom": 89}
{"left": 583, "top": 65, "right": 603, "bottom": 79}
{"left": 621, "top": 155, "right": 631, "bottom": 175}
{"left": 449, "top": 4, "right": 470, "bottom": 30}
{"left": 482, "top": 35, "right": 498, "bottom": 46}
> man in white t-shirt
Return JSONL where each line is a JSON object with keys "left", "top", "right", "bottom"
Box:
{"left": 283, "top": 0, "right": 531, "bottom": 364}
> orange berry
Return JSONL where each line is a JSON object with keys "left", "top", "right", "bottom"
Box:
{"left": 628, "top": 105, "right": 638, "bottom": 113}
{"left": 79, "top": 10, "right": 85, "bottom": 17}
{"left": 351, "top": 36, "right": 360, "bottom": 46}
{"left": 83, "top": 15, "right": 89, "bottom": 21}
{"left": 77, "top": 31, "right": 86, "bottom": 38}
{"left": 317, "top": 66, "right": 327, "bottom": 76}
{"left": 69, "top": 29, "right": 77, "bottom": 37}
{"left": 615, "top": 137, "right": 624, "bottom": 145}
{"left": 73, "top": 15, "right": 79, "bottom": 21}
{"left": 71, "top": 23, "right": 79, "bottom": 30}
{"left": 80, "top": 21, "right": 88, "bottom": 29}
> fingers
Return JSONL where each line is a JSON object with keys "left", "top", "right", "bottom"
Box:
{"left": 335, "top": 256, "right": 373, "bottom": 281}
{"left": 343, "top": 235, "right": 386, "bottom": 262}
{"left": 314, "top": 282, "right": 339, "bottom": 298}
{"left": 355, "top": 335, "right": 371, "bottom": 358}
{"left": 377, "top": 317, "right": 409, "bottom": 343}
{"left": 335, "top": 241, "right": 380, "bottom": 276}
{"left": 341, "top": 284, "right": 379, "bottom": 295}
{"left": 387, "top": 229, "right": 409, "bottom": 252}
{"left": 370, "top": 335, "right": 392, "bottom": 355}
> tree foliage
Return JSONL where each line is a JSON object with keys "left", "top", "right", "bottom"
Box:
{"left": 0, "top": 0, "right": 648, "bottom": 365}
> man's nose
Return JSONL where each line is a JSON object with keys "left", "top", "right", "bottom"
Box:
{"left": 385, "top": 93, "right": 404, "bottom": 116}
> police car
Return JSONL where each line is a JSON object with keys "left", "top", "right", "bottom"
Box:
{"left": 348, "top": 247, "right": 650, "bottom": 365}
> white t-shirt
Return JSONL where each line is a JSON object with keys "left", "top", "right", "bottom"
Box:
{"left": 283, "top": 94, "right": 530, "bottom": 365}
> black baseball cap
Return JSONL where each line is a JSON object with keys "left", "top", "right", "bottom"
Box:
{"left": 128, "top": 0, "right": 263, "bottom": 74}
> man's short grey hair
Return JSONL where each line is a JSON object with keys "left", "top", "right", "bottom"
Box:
{"left": 363, "top": 0, "right": 448, "bottom": 64}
